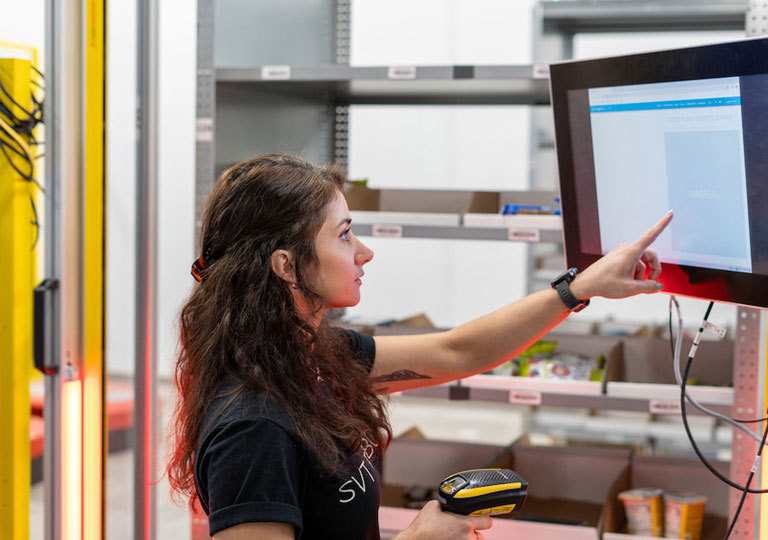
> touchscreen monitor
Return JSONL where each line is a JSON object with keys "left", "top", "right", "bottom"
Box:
{"left": 549, "top": 37, "right": 768, "bottom": 309}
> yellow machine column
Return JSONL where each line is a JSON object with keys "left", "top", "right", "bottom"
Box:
{"left": 0, "top": 57, "right": 34, "bottom": 540}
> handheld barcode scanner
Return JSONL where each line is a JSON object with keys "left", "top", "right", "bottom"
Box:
{"left": 438, "top": 469, "right": 528, "bottom": 517}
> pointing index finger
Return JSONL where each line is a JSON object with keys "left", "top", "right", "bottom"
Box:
{"left": 631, "top": 210, "right": 673, "bottom": 253}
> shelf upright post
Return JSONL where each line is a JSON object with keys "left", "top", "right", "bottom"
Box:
{"left": 195, "top": 0, "right": 216, "bottom": 226}
{"left": 333, "top": 0, "right": 351, "bottom": 169}
{"left": 42, "top": 3, "right": 66, "bottom": 537}
{"left": 729, "top": 307, "right": 765, "bottom": 538}
{"left": 135, "top": 0, "right": 160, "bottom": 538}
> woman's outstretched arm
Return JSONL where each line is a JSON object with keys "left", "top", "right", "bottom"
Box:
{"left": 369, "top": 211, "right": 672, "bottom": 394}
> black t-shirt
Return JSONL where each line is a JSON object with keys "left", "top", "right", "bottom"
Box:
{"left": 194, "top": 329, "right": 382, "bottom": 539}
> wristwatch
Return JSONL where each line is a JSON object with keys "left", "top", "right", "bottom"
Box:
{"left": 551, "top": 267, "right": 590, "bottom": 312}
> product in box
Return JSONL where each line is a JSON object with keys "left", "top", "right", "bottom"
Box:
{"left": 523, "top": 354, "right": 603, "bottom": 381}
{"left": 664, "top": 492, "right": 706, "bottom": 540}
{"left": 618, "top": 488, "right": 664, "bottom": 537}
{"left": 491, "top": 339, "right": 606, "bottom": 381}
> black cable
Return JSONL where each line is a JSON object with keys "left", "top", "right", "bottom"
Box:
{"left": 679, "top": 302, "right": 768, "bottom": 493}
{"left": 0, "top": 140, "right": 34, "bottom": 181}
{"left": 29, "top": 194, "right": 39, "bottom": 249}
{"left": 0, "top": 64, "right": 44, "bottom": 251}
{"left": 723, "top": 416, "right": 768, "bottom": 539}
{"left": 733, "top": 417, "right": 768, "bottom": 424}
{"left": 668, "top": 309, "right": 768, "bottom": 424}
{"left": 0, "top": 78, "right": 36, "bottom": 120}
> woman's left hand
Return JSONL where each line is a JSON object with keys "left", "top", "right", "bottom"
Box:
{"left": 570, "top": 211, "right": 673, "bottom": 300}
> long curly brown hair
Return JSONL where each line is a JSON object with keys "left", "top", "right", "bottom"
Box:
{"left": 167, "top": 153, "right": 391, "bottom": 505}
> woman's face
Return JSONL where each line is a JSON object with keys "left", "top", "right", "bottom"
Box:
{"left": 308, "top": 190, "right": 374, "bottom": 309}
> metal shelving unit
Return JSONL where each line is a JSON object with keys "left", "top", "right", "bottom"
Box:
{"left": 350, "top": 221, "right": 562, "bottom": 243}
{"left": 217, "top": 65, "right": 550, "bottom": 105}
{"left": 404, "top": 377, "right": 733, "bottom": 416}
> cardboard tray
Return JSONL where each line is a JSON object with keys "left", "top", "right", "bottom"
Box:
{"left": 603, "top": 454, "right": 729, "bottom": 540}
{"left": 461, "top": 333, "right": 624, "bottom": 397}
{"left": 380, "top": 439, "right": 632, "bottom": 540}
{"left": 618, "top": 336, "right": 733, "bottom": 387}
{"left": 345, "top": 186, "right": 560, "bottom": 221}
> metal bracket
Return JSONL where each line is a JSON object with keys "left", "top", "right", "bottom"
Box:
{"left": 33, "top": 278, "right": 59, "bottom": 375}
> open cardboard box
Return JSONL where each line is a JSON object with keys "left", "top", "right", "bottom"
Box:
{"left": 618, "top": 336, "right": 733, "bottom": 387}
{"left": 345, "top": 185, "right": 561, "bottom": 228}
{"left": 462, "top": 332, "right": 624, "bottom": 397}
{"left": 603, "top": 454, "right": 729, "bottom": 540}
{"left": 380, "top": 437, "right": 632, "bottom": 540}
{"left": 346, "top": 185, "right": 502, "bottom": 214}
{"left": 363, "top": 322, "right": 624, "bottom": 396}
{"left": 606, "top": 335, "right": 734, "bottom": 404}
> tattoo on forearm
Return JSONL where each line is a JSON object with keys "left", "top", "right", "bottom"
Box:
{"left": 371, "top": 370, "right": 432, "bottom": 383}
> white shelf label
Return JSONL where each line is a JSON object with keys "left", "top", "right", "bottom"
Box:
{"left": 261, "top": 65, "right": 291, "bottom": 80}
{"left": 704, "top": 321, "right": 727, "bottom": 339}
{"left": 509, "top": 391, "right": 542, "bottom": 406}
{"left": 532, "top": 64, "right": 550, "bottom": 79}
{"left": 196, "top": 118, "right": 213, "bottom": 142}
{"left": 372, "top": 224, "right": 403, "bottom": 238}
{"left": 649, "top": 400, "right": 681, "bottom": 415}
{"left": 508, "top": 228, "right": 540, "bottom": 242}
{"left": 388, "top": 66, "right": 417, "bottom": 79}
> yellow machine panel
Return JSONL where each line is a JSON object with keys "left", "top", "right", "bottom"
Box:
{"left": 0, "top": 57, "right": 34, "bottom": 540}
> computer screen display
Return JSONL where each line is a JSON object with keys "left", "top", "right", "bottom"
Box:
{"left": 549, "top": 37, "right": 768, "bottom": 308}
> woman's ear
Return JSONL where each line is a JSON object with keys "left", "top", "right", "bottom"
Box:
{"left": 269, "top": 249, "right": 296, "bottom": 284}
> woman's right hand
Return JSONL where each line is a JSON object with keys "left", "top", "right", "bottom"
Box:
{"left": 395, "top": 500, "right": 493, "bottom": 540}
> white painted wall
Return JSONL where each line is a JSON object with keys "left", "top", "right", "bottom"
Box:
{"left": 105, "top": 0, "right": 138, "bottom": 378}
{"left": 347, "top": 2, "right": 745, "bottom": 331}
{"left": 350, "top": 0, "right": 534, "bottom": 66}
{"left": 106, "top": 0, "right": 197, "bottom": 378}
{"left": 155, "top": 1, "right": 197, "bottom": 379}
{"left": 345, "top": 0, "right": 537, "bottom": 328}
{"left": 0, "top": 2, "right": 44, "bottom": 54}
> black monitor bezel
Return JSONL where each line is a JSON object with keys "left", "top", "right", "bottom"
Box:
{"left": 549, "top": 36, "right": 768, "bottom": 309}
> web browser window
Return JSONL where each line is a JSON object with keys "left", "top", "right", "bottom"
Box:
{"left": 587, "top": 76, "right": 752, "bottom": 273}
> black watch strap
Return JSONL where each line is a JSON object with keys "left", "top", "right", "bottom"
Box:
{"left": 552, "top": 268, "right": 590, "bottom": 313}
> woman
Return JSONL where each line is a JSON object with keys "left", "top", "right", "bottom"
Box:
{"left": 167, "top": 153, "right": 672, "bottom": 540}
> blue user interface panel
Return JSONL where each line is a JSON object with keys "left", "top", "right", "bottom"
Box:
{"left": 587, "top": 77, "right": 751, "bottom": 273}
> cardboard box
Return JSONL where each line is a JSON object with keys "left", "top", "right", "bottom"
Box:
{"left": 345, "top": 186, "right": 501, "bottom": 214}
{"left": 345, "top": 186, "right": 560, "bottom": 216}
{"left": 603, "top": 454, "right": 729, "bottom": 540}
{"left": 380, "top": 439, "right": 632, "bottom": 540}
{"left": 463, "top": 332, "right": 624, "bottom": 397}
{"left": 619, "top": 336, "right": 733, "bottom": 387}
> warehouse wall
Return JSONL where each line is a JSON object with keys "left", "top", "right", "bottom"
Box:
{"left": 0, "top": 1, "right": 744, "bottom": 379}
{"left": 106, "top": 0, "right": 197, "bottom": 378}
{"left": 345, "top": 1, "right": 741, "bottom": 331}
{"left": 345, "top": 0, "right": 536, "bottom": 328}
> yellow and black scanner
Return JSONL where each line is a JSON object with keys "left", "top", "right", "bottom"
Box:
{"left": 438, "top": 468, "right": 528, "bottom": 517}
